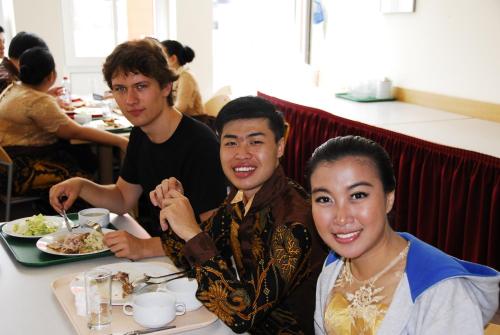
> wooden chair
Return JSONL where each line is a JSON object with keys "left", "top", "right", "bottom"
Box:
{"left": 204, "top": 94, "right": 231, "bottom": 117}
{"left": 485, "top": 322, "right": 500, "bottom": 335}
{"left": 213, "top": 85, "right": 232, "bottom": 97}
{"left": 0, "top": 145, "right": 39, "bottom": 222}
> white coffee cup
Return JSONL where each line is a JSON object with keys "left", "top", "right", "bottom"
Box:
{"left": 165, "top": 277, "right": 202, "bottom": 311}
{"left": 74, "top": 112, "right": 92, "bottom": 125}
{"left": 122, "top": 292, "right": 186, "bottom": 328}
{"left": 78, "top": 208, "right": 110, "bottom": 228}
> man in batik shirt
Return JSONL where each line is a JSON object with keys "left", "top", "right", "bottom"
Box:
{"left": 151, "top": 96, "right": 325, "bottom": 334}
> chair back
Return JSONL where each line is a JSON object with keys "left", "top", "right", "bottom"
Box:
{"left": 485, "top": 323, "right": 500, "bottom": 335}
{"left": 204, "top": 94, "right": 231, "bottom": 117}
{"left": 0, "top": 145, "right": 39, "bottom": 222}
{"left": 213, "top": 85, "right": 232, "bottom": 97}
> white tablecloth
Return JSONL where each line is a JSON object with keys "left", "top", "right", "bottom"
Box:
{"left": 0, "top": 214, "right": 235, "bottom": 334}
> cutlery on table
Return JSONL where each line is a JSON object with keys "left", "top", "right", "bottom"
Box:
{"left": 58, "top": 195, "right": 103, "bottom": 234}
{"left": 58, "top": 195, "right": 75, "bottom": 232}
{"left": 121, "top": 324, "right": 176, "bottom": 335}
{"left": 132, "top": 270, "right": 190, "bottom": 293}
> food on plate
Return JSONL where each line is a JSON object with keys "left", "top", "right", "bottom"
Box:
{"left": 112, "top": 271, "right": 134, "bottom": 298}
{"left": 103, "top": 118, "right": 120, "bottom": 128}
{"left": 12, "top": 214, "right": 59, "bottom": 236}
{"left": 47, "top": 230, "right": 104, "bottom": 254}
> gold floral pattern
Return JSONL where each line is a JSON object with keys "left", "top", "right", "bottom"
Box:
{"left": 272, "top": 224, "right": 302, "bottom": 282}
{"left": 161, "top": 168, "right": 313, "bottom": 334}
{"left": 198, "top": 281, "right": 235, "bottom": 325}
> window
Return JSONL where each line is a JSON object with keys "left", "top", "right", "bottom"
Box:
{"left": 62, "top": 0, "right": 127, "bottom": 67}
{"left": 61, "top": 0, "right": 166, "bottom": 94}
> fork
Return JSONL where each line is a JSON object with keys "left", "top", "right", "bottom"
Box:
{"left": 132, "top": 269, "right": 189, "bottom": 286}
{"left": 132, "top": 273, "right": 189, "bottom": 294}
{"left": 58, "top": 195, "right": 76, "bottom": 232}
{"left": 143, "top": 269, "right": 190, "bottom": 282}
{"left": 83, "top": 221, "right": 103, "bottom": 234}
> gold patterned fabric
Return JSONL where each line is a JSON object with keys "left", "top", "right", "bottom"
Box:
{"left": 161, "top": 166, "right": 321, "bottom": 334}
{"left": 172, "top": 66, "right": 204, "bottom": 116}
{"left": 0, "top": 143, "right": 95, "bottom": 196}
{"left": 0, "top": 83, "right": 70, "bottom": 147}
{"left": 324, "top": 243, "right": 409, "bottom": 335}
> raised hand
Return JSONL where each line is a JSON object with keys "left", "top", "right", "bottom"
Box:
{"left": 149, "top": 177, "right": 184, "bottom": 208}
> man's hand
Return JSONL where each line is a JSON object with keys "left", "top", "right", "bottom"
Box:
{"left": 103, "top": 230, "right": 148, "bottom": 260}
{"left": 48, "top": 86, "right": 64, "bottom": 97}
{"left": 150, "top": 177, "right": 184, "bottom": 208}
{"left": 49, "top": 178, "right": 84, "bottom": 212}
{"left": 159, "top": 189, "right": 201, "bottom": 241}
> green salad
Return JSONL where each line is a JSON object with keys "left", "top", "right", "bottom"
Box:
{"left": 12, "top": 214, "right": 59, "bottom": 236}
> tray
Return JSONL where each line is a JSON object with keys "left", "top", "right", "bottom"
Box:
{"left": 335, "top": 92, "right": 396, "bottom": 102}
{"left": 52, "top": 264, "right": 218, "bottom": 335}
{"left": 0, "top": 213, "right": 113, "bottom": 267}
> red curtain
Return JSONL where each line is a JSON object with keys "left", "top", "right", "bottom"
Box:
{"left": 259, "top": 92, "right": 500, "bottom": 270}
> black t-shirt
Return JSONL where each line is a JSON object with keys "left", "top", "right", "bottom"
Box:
{"left": 121, "top": 116, "right": 227, "bottom": 236}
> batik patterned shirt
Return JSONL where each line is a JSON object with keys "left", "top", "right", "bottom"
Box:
{"left": 161, "top": 166, "right": 316, "bottom": 334}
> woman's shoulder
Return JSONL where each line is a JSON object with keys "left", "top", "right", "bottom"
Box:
{"left": 401, "top": 232, "right": 499, "bottom": 303}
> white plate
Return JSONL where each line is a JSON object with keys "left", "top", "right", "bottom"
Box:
{"left": 69, "top": 262, "right": 178, "bottom": 305}
{"left": 2, "top": 216, "right": 65, "bottom": 239}
{"left": 36, "top": 228, "right": 114, "bottom": 256}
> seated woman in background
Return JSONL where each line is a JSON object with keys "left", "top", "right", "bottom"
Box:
{"left": 309, "top": 135, "right": 499, "bottom": 334}
{"left": 161, "top": 40, "right": 204, "bottom": 117}
{"left": 0, "top": 47, "right": 128, "bottom": 197}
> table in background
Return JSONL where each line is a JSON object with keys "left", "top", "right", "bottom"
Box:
{"left": 258, "top": 90, "right": 500, "bottom": 270}
{"left": 0, "top": 214, "right": 236, "bottom": 334}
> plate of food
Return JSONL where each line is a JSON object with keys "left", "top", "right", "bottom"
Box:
{"left": 2, "top": 214, "right": 64, "bottom": 238}
{"left": 69, "top": 262, "right": 178, "bottom": 305}
{"left": 36, "top": 228, "right": 113, "bottom": 256}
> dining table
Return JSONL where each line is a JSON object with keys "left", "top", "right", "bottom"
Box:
{"left": 0, "top": 214, "right": 237, "bottom": 334}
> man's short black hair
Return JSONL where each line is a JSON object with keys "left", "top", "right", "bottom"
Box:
{"left": 0, "top": 26, "right": 4, "bottom": 33}
{"left": 8, "top": 31, "right": 48, "bottom": 59}
{"left": 215, "top": 96, "right": 285, "bottom": 142}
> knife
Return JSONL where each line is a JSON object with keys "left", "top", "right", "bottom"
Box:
{"left": 123, "top": 325, "right": 176, "bottom": 335}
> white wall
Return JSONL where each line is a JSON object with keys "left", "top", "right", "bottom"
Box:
{"left": 7, "top": 0, "right": 500, "bottom": 104}
{"left": 8, "top": 0, "right": 214, "bottom": 98}
{"left": 12, "top": 0, "right": 66, "bottom": 80}
{"left": 317, "top": 0, "right": 500, "bottom": 104}
{"left": 173, "top": 0, "right": 213, "bottom": 100}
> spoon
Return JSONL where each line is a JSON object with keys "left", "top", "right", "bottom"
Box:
{"left": 83, "top": 221, "right": 103, "bottom": 234}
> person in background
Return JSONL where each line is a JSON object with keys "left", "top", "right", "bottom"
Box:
{"left": 309, "top": 135, "right": 499, "bottom": 334}
{"left": 49, "top": 38, "right": 227, "bottom": 260}
{"left": 0, "top": 47, "right": 128, "bottom": 198}
{"left": 0, "top": 26, "right": 5, "bottom": 59}
{"left": 151, "top": 96, "right": 326, "bottom": 334}
{"left": 0, "top": 31, "right": 50, "bottom": 93}
{"left": 161, "top": 40, "right": 204, "bottom": 117}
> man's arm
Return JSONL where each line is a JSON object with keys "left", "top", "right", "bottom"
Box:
{"left": 184, "top": 222, "right": 312, "bottom": 333}
{"left": 50, "top": 176, "right": 142, "bottom": 215}
{"left": 159, "top": 194, "right": 312, "bottom": 333}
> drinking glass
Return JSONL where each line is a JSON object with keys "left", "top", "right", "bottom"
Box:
{"left": 85, "top": 268, "right": 112, "bottom": 330}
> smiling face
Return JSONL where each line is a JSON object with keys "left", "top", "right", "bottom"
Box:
{"left": 220, "top": 118, "right": 284, "bottom": 201}
{"left": 111, "top": 71, "right": 171, "bottom": 130}
{"left": 310, "top": 156, "right": 394, "bottom": 261}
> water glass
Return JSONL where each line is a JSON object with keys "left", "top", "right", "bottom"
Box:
{"left": 85, "top": 268, "right": 112, "bottom": 330}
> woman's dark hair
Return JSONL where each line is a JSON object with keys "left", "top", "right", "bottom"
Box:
{"left": 8, "top": 31, "right": 48, "bottom": 59}
{"left": 161, "top": 40, "right": 195, "bottom": 66}
{"left": 307, "top": 135, "right": 396, "bottom": 193}
{"left": 18, "top": 47, "right": 55, "bottom": 86}
{"left": 102, "top": 38, "right": 178, "bottom": 106}
{"left": 215, "top": 96, "right": 285, "bottom": 142}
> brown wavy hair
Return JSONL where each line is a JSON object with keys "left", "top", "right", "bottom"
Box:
{"left": 102, "top": 38, "right": 178, "bottom": 106}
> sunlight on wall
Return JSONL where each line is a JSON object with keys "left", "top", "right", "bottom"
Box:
{"left": 213, "top": 0, "right": 312, "bottom": 97}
